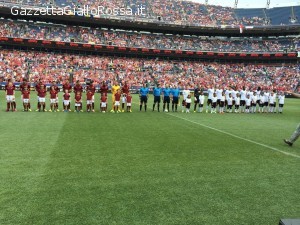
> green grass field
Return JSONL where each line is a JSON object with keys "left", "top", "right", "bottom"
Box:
{"left": 0, "top": 92, "right": 299, "bottom": 225}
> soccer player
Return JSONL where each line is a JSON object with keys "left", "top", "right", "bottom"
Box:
{"left": 121, "top": 93, "right": 127, "bottom": 112}
{"left": 75, "top": 92, "right": 82, "bottom": 112}
{"left": 139, "top": 83, "right": 149, "bottom": 112}
{"left": 171, "top": 85, "right": 180, "bottom": 112}
{"left": 100, "top": 81, "right": 109, "bottom": 97}
{"left": 245, "top": 95, "right": 251, "bottom": 113}
{"left": 216, "top": 85, "right": 223, "bottom": 112}
{"left": 284, "top": 92, "right": 300, "bottom": 146}
{"left": 193, "top": 85, "right": 200, "bottom": 112}
{"left": 50, "top": 81, "right": 60, "bottom": 112}
{"left": 114, "top": 90, "right": 122, "bottom": 113}
{"left": 206, "top": 85, "right": 214, "bottom": 113}
{"left": 63, "top": 90, "right": 71, "bottom": 112}
{"left": 198, "top": 91, "right": 205, "bottom": 113}
{"left": 35, "top": 79, "right": 44, "bottom": 111}
{"left": 122, "top": 81, "right": 130, "bottom": 95}
{"left": 227, "top": 93, "right": 233, "bottom": 113}
{"left": 258, "top": 92, "right": 264, "bottom": 113}
{"left": 251, "top": 92, "right": 258, "bottom": 113}
{"left": 20, "top": 79, "right": 31, "bottom": 111}
{"left": 182, "top": 86, "right": 190, "bottom": 113}
{"left": 86, "top": 81, "right": 96, "bottom": 112}
{"left": 185, "top": 95, "right": 192, "bottom": 113}
{"left": 100, "top": 94, "right": 107, "bottom": 113}
{"left": 219, "top": 92, "right": 225, "bottom": 114}
{"left": 22, "top": 86, "right": 30, "bottom": 112}
{"left": 49, "top": 85, "right": 58, "bottom": 112}
{"left": 63, "top": 80, "right": 72, "bottom": 111}
{"left": 152, "top": 84, "right": 162, "bottom": 112}
{"left": 240, "top": 86, "right": 247, "bottom": 113}
{"left": 5, "top": 80, "right": 16, "bottom": 112}
{"left": 268, "top": 92, "right": 275, "bottom": 113}
{"left": 235, "top": 93, "right": 241, "bottom": 113}
{"left": 110, "top": 81, "right": 120, "bottom": 112}
{"left": 263, "top": 89, "right": 270, "bottom": 113}
{"left": 73, "top": 80, "right": 83, "bottom": 112}
{"left": 162, "top": 84, "right": 172, "bottom": 112}
{"left": 278, "top": 92, "right": 285, "bottom": 113}
{"left": 38, "top": 84, "right": 47, "bottom": 112}
{"left": 211, "top": 93, "right": 217, "bottom": 114}
{"left": 86, "top": 90, "right": 93, "bottom": 112}
{"left": 126, "top": 93, "right": 132, "bottom": 112}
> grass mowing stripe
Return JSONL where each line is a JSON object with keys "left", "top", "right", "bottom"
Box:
{"left": 167, "top": 113, "right": 300, "bottom": 159}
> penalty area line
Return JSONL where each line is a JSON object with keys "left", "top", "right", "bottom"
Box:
{"left": 167, "top": 113, "right": 300, "bottom": 159}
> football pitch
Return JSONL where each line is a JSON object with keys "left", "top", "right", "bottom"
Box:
{"left": 0, "top": 92, "right": 299, "bottom": 225}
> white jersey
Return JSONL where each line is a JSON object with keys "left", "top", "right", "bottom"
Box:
{"left": 235, "top": 97, "right": 240, "bottom": 105}
{"left": 245, "top": 98, "right": 251, "bottom": 106}
{"left": 259, "top": 95, "right": 264, "bottom": 103}
{"left": 264, "top": 92, "right": 270, "bottom": 102}
{"left": 269, "top": 95, "right": 275, "bottom": 104}
{"left": 251, "top": 95, "right": 257, "bottom": 103}
{"left": 216, "top": 89, "right": 223, "bottom": 99}
{"left": 199, "top": 95, "right": 205, "bottom": 104}
{"left": 278, "top": 95, "right": 285, "bottom": 104}
{"left": 240, "top": 90, "right": 247, "bottom": 101}
{"left": 227, "top": 97, "right": 233, "bottom": 105}
{"left": 247, "top": 91, "right": 254, "bottom": 98}
{"left": 231, "top": 90, "right": 237, "bottom": 99}
{"left": 186, "top": 98, "right": 192, "bottom": 104}
{"left": 182, "top": 89, "right": 190, "bottom": 101}
{"left": 212, "top": 96, "right": 217, "bottom": 103}
{"left": 225, "top": 90, "right": 231, "bottom": 99}
{"left": 207, "top": 88, "right": 214, "bottom": 99}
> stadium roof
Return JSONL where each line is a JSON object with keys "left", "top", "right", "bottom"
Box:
{"left": 190, "top": 0, "right": 300, "bottom": 8}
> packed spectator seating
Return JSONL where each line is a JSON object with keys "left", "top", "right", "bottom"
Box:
{"left": 0, "top": 20, "right": 298, "bottom": 52}
{"left": 0, "top": 49, "right": 298, "bottom": 91}
{"left": 1, "top": 0, "right": 298, "bottom": 26}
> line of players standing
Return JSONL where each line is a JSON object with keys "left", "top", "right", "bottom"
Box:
{"left": 4, "top": 79, "right": 133, "bottom": 113}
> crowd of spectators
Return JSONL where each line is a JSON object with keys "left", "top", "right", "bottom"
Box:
{"left": 0, "top": 49, "right": 298, "bottom": 92}
{"left": 0, "top": 20, "right": 297, "bottom": 52}
{"left": 0, "top": 0, "right": 270, "bottom": 26}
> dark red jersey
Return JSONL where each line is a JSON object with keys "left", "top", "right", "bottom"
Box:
{"left": 6, "top": 86, "right": 15, "bottom": 95}
{"left": 86, "top": 92, "right": 93, "bottom": 100}
{"left": 20, "top": 83, "right": 30, "bottom": 92}
{"left": 22, "top": 90, "right": 30, "bottom": 99}
{"left": 38, "top": 89, "right": 47, "bottom": 97}
{"left": 35, "top": 83, "right": 44, "bottom": 92}
{"left": 63, "top": 83, "right": 72, "bottom": 92}
{"left": 73, "top": 84, "right": 83, "bottom": 93}
{"left": 115, "top": 93, "right": 121, "bottom": 101}
{"left": 126, "top": 95, "right": 132, "bottom": 103}
{"left": 63, "top": 93, "right": 70, "bottom": 100}
{"left": 122, "top": 84, "right": 130, "bottom": 94}
{"left": 100, "top": 84, "right": 108, "bottom": 96}
{"left": 50, "top": 84, "right": 59, "bottom": 92}
{"left": 75, "top": 94, "right": 82, "bottom": 102}
{"left": 101, "top": 95, "right": 107, "bottom": 102}
{"left": 50, "top": 90, "right": 58, "bottom": 99}
{"left": 87, "top": 84, "right": 96, "bottom": 95}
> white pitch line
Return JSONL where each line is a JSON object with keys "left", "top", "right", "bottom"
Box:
{"left": 167, "top": 113, "right": 300, "bottom": 159}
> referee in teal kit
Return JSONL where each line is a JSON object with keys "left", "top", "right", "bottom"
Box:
{"left": 162, "top": 84, "right": 172, "bottom": 112}
{"left": 139, "top": 83, "right": 149, "bottom": 112}
{"left": 152, "top": 84, "right": 162, "bottom": 112}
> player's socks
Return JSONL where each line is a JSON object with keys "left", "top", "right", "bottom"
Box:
{"left": 140, "top": 105, "right": 142, "bottom": 111}
{"left": 144, "top": 105, "right": 147, "bottom": 112}
{"left": 153, "top": 104, "right": 155, "bottom": 111}
{"left": 6, "top": 103, "right": 10, "bottom": 111}
{"left": 158, "top": 105, "right": 160, "bottom": 112}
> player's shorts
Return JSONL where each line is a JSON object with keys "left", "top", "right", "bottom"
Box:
{"left": 232, "top": 100, "right": 236, "bottom": 106}
{"left": 240, "top": 100, "right": 246, "bottom": 106}
{"left": 227, "top": 105, "right": 232, "bottom": 109}
{"left": 115, "top": 101, "right": 120, "bottom": 106}
{"left": 6, "top": 95, "right": 15, "bottom": 102}
{"left": 269, "top": 103, "right": 275, "bottom": 107}
{"left": 279, "top": 104, "right": 284, "bottom": 107}
{"left": 264, "top": 102, "right": 269, "bottom": 107}
{"left": 207, "top": 99, "right": 212, "bottom": 105}
{"left": 212, "top": 102, "right": 217, "bottom": 108}
{"left": 172, "top": 96, "right": 179, "bottom": 104}
{"left": 87, "top": 100, "right": 92, "bottom": 105}
{"left": 217, "top": 99, "right": 221, "bottom": 105}
{"left": 199, "top": 104, "right": 204, "bottom": 107}
{"left": 126, "top": 103, "right": 132, "bottom": 106}
{"left": 154, "top": 96, "right": 160, "bottom": 103}
{"left": 141, "top": 96, "right": 147, "bottom": 103}
{"left": 39, "top": 97, "right": 46, "bottom": 103}
{"left": 186, "top": 103, "right": 191, "bottom": 109}
{"left": 50, "top": 98, "right": 57, "bottom": 104}
{"left": 163, "top": 96, "right": 170, "bottom": 104}
{"left": 220, "top": 101, "right": 225, "bottom": 107}
{"left": 101, "top": 102, "right": 107, "bottom": 108}
{"left": 194, "top": 96, "right": 199, "bottom": 103}
{"left": 251, "top": 103, "right": 257, "bottom": 107}
{"left": 235, "top": 105, "right": 240, "bottom": 109}
{"left": 23, "top": 98, "right": 29, "bottom": 103}
{"left": 256, "top": 100, "right": 260, "bottom": 104}
{"left": 75, "top": 103, "right": 81, "bottom": 107}
{"left": 64, "top": 100, "right": 70, "bottom": 105}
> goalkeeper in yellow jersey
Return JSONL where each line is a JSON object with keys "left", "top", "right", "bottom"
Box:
{"left": 110, "top": 80, "right": 120, "bottom": 112}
